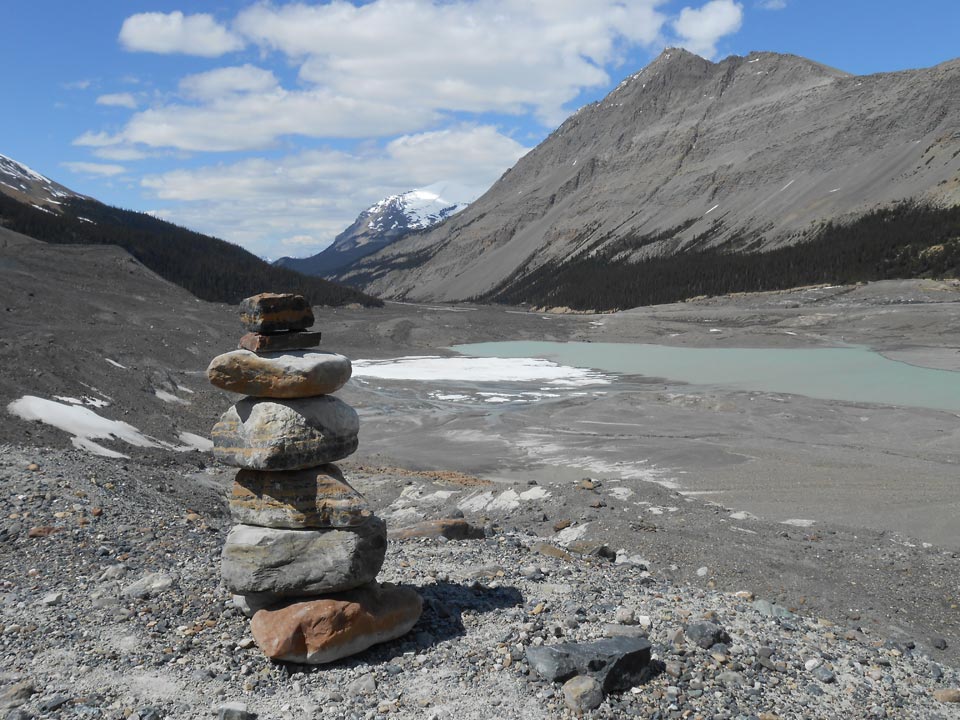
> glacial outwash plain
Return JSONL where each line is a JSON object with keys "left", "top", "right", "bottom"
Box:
{"left": 1, "top": 223, "right": 959, "bottom": 718}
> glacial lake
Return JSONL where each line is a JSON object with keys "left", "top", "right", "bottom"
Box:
{"left": 450, "top": 341, "right": 960, "bottom": 413}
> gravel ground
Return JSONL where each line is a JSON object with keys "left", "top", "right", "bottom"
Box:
{"left": 1, "top": 446, "right": 958, "bottom": 720}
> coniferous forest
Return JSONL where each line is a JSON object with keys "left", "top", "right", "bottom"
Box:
{"left": 480, "top": 203, "right": 960, "bottom": 310}
{"left": 0, "top": 193, "right": 383, "bottom": 307}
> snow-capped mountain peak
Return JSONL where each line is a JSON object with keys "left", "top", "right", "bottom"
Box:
{"left": 273, "top": 181, "right": 477, "bottom": 278}
{"left": 0, "top": 153, "right": 84, "bottom": 208}
{"left": 366, "top": 183, "right": 473, "bottom": 234}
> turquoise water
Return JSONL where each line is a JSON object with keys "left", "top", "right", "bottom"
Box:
{"left": 451, "top": 341, "right": 960, "bottom": 413}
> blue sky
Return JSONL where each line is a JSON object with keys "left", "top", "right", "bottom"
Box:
{"left": 4, "top": 0, "right": 959, "bottom": 260}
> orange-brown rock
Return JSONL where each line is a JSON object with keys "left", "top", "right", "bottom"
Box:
{"left": 389, "top": 518, "right": 485, "bottom": 541}
{"left": 27, "top": 525, "right": 61, "bottom": 538}
{"left": 207, "top": 350, "right": 351, "bottom": 398}
{"left": 240, "top": 293, "right": 314, "bottom": 333}
{"left": 231, "top": 466, "right": 369, "bottom": 529}
{"left": 250, "top": 582, "right": 422, "bottom": 664}
{"left": 239, "top": 331, "right": 321, "bottom": 354}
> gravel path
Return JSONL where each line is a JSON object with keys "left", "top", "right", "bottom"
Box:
{"left": 2, "top": 446, "right": 958, "bottom": 720}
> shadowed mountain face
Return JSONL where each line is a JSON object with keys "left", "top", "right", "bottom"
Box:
{"left": 275, "top": 185, "right": 471, "bottom": 278}
{"left": 340, "top": 49, "right": 960, "bottom": 304}
{"left": 0, "top": 157, "right": 383, "bottom": 308}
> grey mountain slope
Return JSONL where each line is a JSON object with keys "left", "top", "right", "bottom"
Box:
{"left": 341, "top": 49, "right": 960, "bottom": 302}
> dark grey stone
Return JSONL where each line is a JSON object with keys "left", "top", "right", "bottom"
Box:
{"left": 813, "top": 666, "right": 836, "bottom": 684}
{"left": 525, "top": 637, "right": 653, "bottom": 692}
{"left": 684, "top": 621, "right": 731, "bottom": 649}
{"left": 218, "top": 702, "right": 254, "bottom": 720}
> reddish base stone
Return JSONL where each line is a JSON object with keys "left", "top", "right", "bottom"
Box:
{"left": 250, "top": 582, "right": 423, "bottom": 664}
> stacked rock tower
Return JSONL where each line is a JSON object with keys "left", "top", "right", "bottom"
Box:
{"left": 207, "top": 293, "right": 422, "bottom": 664}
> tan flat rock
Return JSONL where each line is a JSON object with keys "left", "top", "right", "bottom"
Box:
{"left": 207, "top": 349, "right": 351, "bottom": 398}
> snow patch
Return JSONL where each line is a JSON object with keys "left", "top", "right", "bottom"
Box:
{"left": 7, "top": 396, "right": 165, "bottom": 458}
{"left": 177, "top": 432, "right": 213, "bottom": 452}
{"left": 155, "top": 390, "right": 190, "bottom": 405}
{"left": 105, "top": 358, "right": 128, "bottom": 370}
{"left": 554, "top": 523, "right": 589, "bottom": 546}
{"left": 781, "top": 518, "right": 816, "bottom": 527}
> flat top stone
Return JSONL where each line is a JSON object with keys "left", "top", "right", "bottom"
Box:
{"left": 240, "top": 293, "right": 314, "bottom": 333}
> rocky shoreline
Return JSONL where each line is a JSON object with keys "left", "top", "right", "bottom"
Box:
{"left": 1, "top": 446, "right": 958, "bottom": 720}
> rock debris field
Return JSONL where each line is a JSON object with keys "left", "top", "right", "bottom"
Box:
{"left": 1, "top": 446, "right": 958, "bottom": 720}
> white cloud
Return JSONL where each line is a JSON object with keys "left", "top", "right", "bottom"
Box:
{"left": 63, "top": 162, "right": 127, "bottom": 177}
{"left": 91, "top": 146, "right": 151, "bottom": 161}
{"left": 83, "top": 90, "right": 438, "bottom": 152}
{"left": 236, "top": 0, "right": 669, "bottom": 126}
{"left": 119, "top": 11, "right": 244, "bottom": 57}
{"left": 673, "top": 0, "right": 744, "bottom": 58}
{"left": 96, "top": 92, "right": 138, "bottom": 109}
{"left": 756, "top": 0, "right": 786, "bottom": 8}
{"left": 140, "top": 125, "right": 529, "bottom": 257}
{"left": 179, "top": 65, "right": 278, "bottom": 101}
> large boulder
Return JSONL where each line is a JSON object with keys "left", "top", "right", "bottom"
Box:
{"left": 221, "top": 518, "right": 386, "bottom": 596}
{"left": 250, "top": 582, "right": 422, "bottom": 664}
{"left": 212, "top": 396, "right": 359, "bottom": 470}
{"left": 239, "top": 293, "right": 314, "bottom": 333}
{"left": 230, "top": 465, "right": 369, "bottom": 529}
{"left": 207, "top": 350, "right": 351, "bottom": 398}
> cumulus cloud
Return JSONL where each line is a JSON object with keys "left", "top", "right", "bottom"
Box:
{"left": 235, "top": 0, "right": 668, "bottom": 125}
{"left": 96, "top": 93, "right": 138, "bottom": 109}
{"left": 78, "top": 90, "right": 439, "bottom": 152}
{"left": 119, "top": 11, "right": 244, "bottom": 57}
{"left": 62, "top": 162, "right": 127, "bottom": 177}
{"left": 95, "top": 0, "right": 676, "bottom": 151}
{"left": 178, "top": 65, "right": 279, "bottom": 101}
{"left": 140, "top": 125, "right": 529, "bottom": 257}
{"left": 673, "top": 0, "right": 744, "bottom": 58}
{"left": 91, "top": 146, "right": 152, "bottom": 161}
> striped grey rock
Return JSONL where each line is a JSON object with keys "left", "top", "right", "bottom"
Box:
{"left": 229, "top": 465, "right": 369, "bottom": 529}
{"left": 221, "top": 517, "right": 386, "bottom": 597}
{"left": 212, "top": 396, "right": 359, "bottom": 471}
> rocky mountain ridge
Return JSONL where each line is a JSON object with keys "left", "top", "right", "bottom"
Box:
{"left": 276, "top": 183, "right": 471, "bottom": 278}
{"left": 339, "top": 49, "right": 960, "bottom": 304}
{"left": 0, "top": 153, "right": 85, "bottom": 210}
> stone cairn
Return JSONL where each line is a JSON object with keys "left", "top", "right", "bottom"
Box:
{"left": 207, "top": 292, "right": 422, "bottom": 664}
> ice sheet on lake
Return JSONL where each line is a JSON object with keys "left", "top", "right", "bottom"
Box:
{"left": 353, "top": 356, "right": 609, "bottom": 386}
